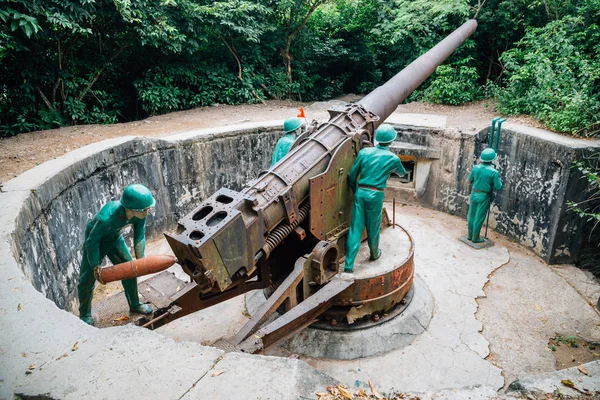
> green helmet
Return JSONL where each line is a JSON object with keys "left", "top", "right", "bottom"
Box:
{"left": 121, "top": 184, "right": 156, "bottom": 211}
{"left": 479, "top": 148, "right": 497, "bottom": 162}
{"left": 375, "top": 124, "right": 397, "bottom": 144}
{"left": 283, "top": 117, "right": 303, "bottom": 134}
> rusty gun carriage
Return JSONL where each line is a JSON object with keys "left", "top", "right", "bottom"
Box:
{"left": 143, "top": 20, "right": 478, "bottom": 353}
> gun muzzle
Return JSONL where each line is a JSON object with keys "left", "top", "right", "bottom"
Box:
{"left": 94, "top": 255, "right": 177, "bottom": 284}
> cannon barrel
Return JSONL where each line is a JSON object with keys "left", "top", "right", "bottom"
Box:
{"left": 359, "top": 19, "right": 478, "bottom": 125}
{"left": 164, "top": 20, "right": 477, "bottom": 294}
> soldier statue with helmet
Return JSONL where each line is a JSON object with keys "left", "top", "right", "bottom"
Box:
{"left": 344, "top": 124, "right": 406, "bottom": 272}
{"left": 271, "top": 117, "right": 304, "bottom": 166}
{"left": 78, "top": 184, "right": 156, "bottom": 325}
{"left": 467, "top": 148, "right": 503, "bottom": 243}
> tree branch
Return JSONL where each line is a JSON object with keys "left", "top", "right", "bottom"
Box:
{"left": 36, "top": 87, "right": 54, "bottom": 111}
{"left": 77, "top": 44, "right": 127, "bottom": 102}
{"left": 219, "top": 34, "right": 243, "bottom": 81}
{"left": 219, "top": 34, "right": 266, "bottom": 104}
{"left": 473, "top": 0, "right": 487, "bottom": 19}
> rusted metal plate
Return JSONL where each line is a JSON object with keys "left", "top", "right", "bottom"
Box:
{"left": 313, "top": 284, "right": 415, "bottom": 330}
{"left": 92, "top": 271, "right": 187, "bottom": 328}
{"left": 334, "top": 225, "right": 414, "bottom": 306}
{"left": 239, "top": 277, "right": 353, "bottom": 353}
{"left": 309, "top": 138, "right": 356, "bottom": 241}
{"left": 233, "top": 260, "right": 305, "bottom": 345}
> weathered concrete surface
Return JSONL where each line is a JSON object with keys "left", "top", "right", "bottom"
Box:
{"left": 7, "top": 122, "right": 282, "bottom": 312}
{"left": 0, "top": 123, "right": 340, "bottom": 400}
{"left": 275, "top": 204, "right": 508, "bottom": 393}
{"left": 386, "top": 112, "right": 448, "bottom": 129}
{"left": 507, "top": 360, "right": 600, "bottom": 398}
{"left": 15, "top": 325, "right": 224, "bottom": 399}
{"left": 459, "top": 236, "right": 495, "bottom": 249}
{"left": 3, "top": 116, "right": 600, "bottom": 399}
{"left": 550, "top": 264, "right": 600, "bottom": 310}
{"left": 384, "top": 120, "right": 600, "bottom": 265}
{"left": 477, "top": 249, "right": 600, "bottom": 387}
{"left": 181, "top": 352, "right": 337, "bottom": 400}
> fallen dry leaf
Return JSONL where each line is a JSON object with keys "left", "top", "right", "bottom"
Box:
{"left": 176, "top": 286, "right": 181, "bottom": 292}
{"left": 72, "top": 342, "right": 78, "bottom": 351}
{"left": 534, "top": 304, "right": 542, "bottom": 311}
{"left": 561, "top": 379, "right": 587, "bottom": 394}
{"left": 577, "top": 365, "right": 588, "bottom": 375}
{"left": 28, "top": 362, "right": 36, "bottom": 370}
{"left": 288, "top": 354, "right": 300, "bottom": 359}
{"left": 369, "top": 380, "right": 384, "bottom": 399}
{"left": 113, "top": 315, "right": 130, "bottom": 322}
{"left": 21, "top": 352, "right": 26, "bottom": 358}
{"left": 211, "top": 370, "right": 226, "bottom": 377}
{"left": 337, "top": 385, "right": 353, "bottom": 399}
{"left": 17, "top": 303, "right": 22, "bottom": 311}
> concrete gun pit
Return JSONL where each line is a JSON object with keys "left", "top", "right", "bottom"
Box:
{"left": 1, "top": 115, "right": 600, "bottom": 399}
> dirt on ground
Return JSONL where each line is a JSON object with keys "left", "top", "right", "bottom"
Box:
{"left": 548, "top": 336, "right": 600, "bottom": 370}
{"left": 0, "top": 97, "right": 545, "bottom": 184}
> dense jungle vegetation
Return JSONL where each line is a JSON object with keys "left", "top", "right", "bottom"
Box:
{"left": 0, "top": 0, "right": 599, "bottom": 138}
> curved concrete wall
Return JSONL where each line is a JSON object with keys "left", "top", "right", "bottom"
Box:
{"left": 0, "top": 121, "right": 340, "bottom": 399}
{"left": 8, "top": 122, "right": 284, "bottom": 313}
{"left": 1, "top": 118, "right": 598, "bottom": 398}
{"left": 383, "top": 121, "right": 600, "bottom": 264}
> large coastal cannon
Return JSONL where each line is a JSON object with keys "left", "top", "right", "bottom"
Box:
{"left": 143, "top": 20, "right": 478, "bottom": 352}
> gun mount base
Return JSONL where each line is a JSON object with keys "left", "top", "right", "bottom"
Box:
{"left": 236, "top": 224, "right": 416, "bottom": 355}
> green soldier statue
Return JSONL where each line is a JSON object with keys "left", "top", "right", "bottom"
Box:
{"left": 271, "top": 117, "right": 304, "bottom": 166}
{"left": 78, "top": 184, "right": 155, "bottom": 325}
{"left": 467, "top": 148, "right": 503, "bottom": 243}
{"left": 344, "top": 124, "right": 406, "bottom": 272}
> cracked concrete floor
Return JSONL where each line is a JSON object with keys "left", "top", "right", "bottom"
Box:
{"left": 139, "top": 203, "right": 600, "bottom": 395}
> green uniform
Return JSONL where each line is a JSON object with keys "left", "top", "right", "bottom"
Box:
{"left": 271, "top": 133, "right": 296, "bottom": 166}
{"left": 78, "top": 201, "right": 148, "bottom": 322}
{"left": 467, "top": 163, "right": 502, "bottom": 242}
{"left": 344, "top": 145, "right": 406, "bottom": 271}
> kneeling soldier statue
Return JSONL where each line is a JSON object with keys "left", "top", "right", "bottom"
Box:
{"left": 78, "top": 184, "right": 155, "bottom": 325}
{"left": 344, "top": 124, "right": 406, "bottom": 272}
{"left": 467, "top": 148, "right": 503, "bottom": 243}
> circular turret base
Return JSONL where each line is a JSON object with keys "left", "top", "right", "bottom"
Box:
{"left": 281, "top": 275, "right": 432, "bottom": 360}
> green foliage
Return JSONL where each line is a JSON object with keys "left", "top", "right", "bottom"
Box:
{"left": 555, "top": 335, "right": 579, "bottom": 348}
{"left": 134, "top": 63, "right": 259, "bottom": 115}
{"left": 497, "top": 14, "right": 600, "bottom": 136}
{"left": 568, "top": 152, "right": 600, "bottom": 227}
{"left": 421, "top": 60, "right": 481, "bottom": 105}
{"left": 0, "top": 0, "right": 598, "bottom": 138}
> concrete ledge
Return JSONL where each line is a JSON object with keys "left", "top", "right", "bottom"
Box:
{"left": 181, "top": 352, "right": 337, "bottom": 400}
{"left": 507, "top": 360, "right": 600, "bottom": 398}
{"left": 389, "top": 141, "right": 441, "bottom": 159}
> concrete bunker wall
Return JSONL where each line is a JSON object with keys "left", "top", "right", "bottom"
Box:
{"left": 386, "top": 124, "right": 599, "bottom": 264}
{"left": 10, "top": 125, "right": 282, "bottom": 313}
{"left": 7, "top": 120, "right": 598, "bottom": 317}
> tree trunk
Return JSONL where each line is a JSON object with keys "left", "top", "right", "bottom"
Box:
{"left": 219, "top": 35, "right": 266, "bottom": 104}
